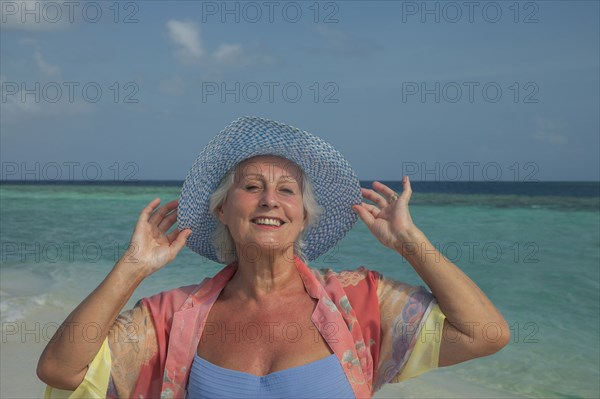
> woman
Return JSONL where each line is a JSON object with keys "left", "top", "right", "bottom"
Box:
{"left": 38, "top": 116, "right": 509, "bottom": 398}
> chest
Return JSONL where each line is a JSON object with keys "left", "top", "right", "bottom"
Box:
{"left": 196, "top": 294, "right": 333, "bottom": 376}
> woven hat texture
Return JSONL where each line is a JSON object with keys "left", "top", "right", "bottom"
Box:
{"left": 178, "top": 116, "right": 362, "bottom": 263}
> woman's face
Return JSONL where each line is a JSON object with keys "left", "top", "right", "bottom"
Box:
{"left": 218, "top": 155, "right": 306, "bottom": 259}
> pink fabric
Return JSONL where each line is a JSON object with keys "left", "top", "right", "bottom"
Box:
{"left": 125, "top": 257, "right": 436, "bottom": 399}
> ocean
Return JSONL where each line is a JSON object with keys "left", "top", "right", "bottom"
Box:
{"left": 1, "top": 181, "right": 599, "bottom": 398}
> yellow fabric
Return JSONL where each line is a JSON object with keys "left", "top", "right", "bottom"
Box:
{"left": 44, "top": 338, "right": 112, "bottom": 399}
{"left": 397, "top": 303, "right": 446, "bottom": 381}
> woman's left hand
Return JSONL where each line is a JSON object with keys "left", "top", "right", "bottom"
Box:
{"left": 352, "top": 176, "right": 422, "bottom": 253}
{"left": 354, "top": 177, "right": 512, "bottom": 365}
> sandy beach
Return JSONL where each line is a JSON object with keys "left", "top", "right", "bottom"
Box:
{"left": 1, "top": 307, "right": 64, "bottom": 399}
{"left": 374, "top": 371, "right": 524, "bottom": 399}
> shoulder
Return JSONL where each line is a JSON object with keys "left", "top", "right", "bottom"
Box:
{"left": 140, "top": 279, "right": 210, "bottom": 330}
{"left": 312, "top": 265, "right": 381, "bottom": 288}
{"left": 312, "top": 265, "right": 432, "bottom": 306}
{"left": 310, "top": 266, "right": 381, "bottom": 305}
{"left": 143, "top": 283, "right": 201, "bottom": 309}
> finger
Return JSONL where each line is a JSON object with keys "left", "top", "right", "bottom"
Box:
{"left": 148, "top": 199, "right": 179, "bottom": 225}
{"left": 158, "top": 209, "right": 178, "bottom": 233}
{"left": 398, "top": 176, "right": 412, "bottom": 203}
{"left": 166, "top": 226, "right": 184, "bottom": 244}
{"left": 170, "top": 229, "right": 191, "bottom": 254}
{"left": 361, "top": 187, "right": 388, "bottom": 209}
{"left": 372, "top": 181, "right": 400, "bottom": 203}
{"left": 352, "top": 204, "right": 375, "bottom": 226}
{"left": 138, "top": 198, "right": 161, "bottom": 224}
{"left": 361, "top": 202, "right": 381, "bottom": 218}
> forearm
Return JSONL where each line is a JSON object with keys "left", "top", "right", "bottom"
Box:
{"left": 37, "top": 259, "right": 145, "bottom": 390}
{"left": 396, "top": 228, "right": 508, "bottom": 341}
{"left": 355, "top": 178, "right": 509, "bottom": 360}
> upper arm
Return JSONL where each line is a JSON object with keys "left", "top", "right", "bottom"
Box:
{"left": 107, "top": 301, "right": 158, "bottom": 397}
{"left": 374, "top": 274, "right": 439, "bottom": 387}
{"left": 438, "top": 319, "right": 479, "bottom": 367}
{"left": 438, "top": 319, "right": 509, "bottom": 367}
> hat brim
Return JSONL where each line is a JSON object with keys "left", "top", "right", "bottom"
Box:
{"left": 178, "top": 116, "right": 362, "bottom": 263}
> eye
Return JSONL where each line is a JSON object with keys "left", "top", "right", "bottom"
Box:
{"left": 280, "top": 187, "right": 295, "bottom": 194}
{"left": 244, "top": 185, "right": 260, "bottom": 191}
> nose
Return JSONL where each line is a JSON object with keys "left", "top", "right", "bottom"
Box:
{"left": 260, "top": 187, "right": 279, "bottom": 208}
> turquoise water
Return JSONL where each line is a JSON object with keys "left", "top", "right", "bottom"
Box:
{"left": 1, "top": 183, "right": 599, "bottom": 398}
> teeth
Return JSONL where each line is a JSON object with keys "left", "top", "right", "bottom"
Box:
{"left": 254, "top": 218, "right": 282, "bottom": 226}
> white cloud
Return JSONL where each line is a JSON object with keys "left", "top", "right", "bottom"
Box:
{"left": 33, "top": 50, "right": 60, "bottom": 77}
{"left": 532, "top": 117, "right": 568, "bottom": 145}
{"left": 214, "top": 44, "right": 242, "bottom": 63}
{"left": 0, "top": 74, "right": 91, "bottom": 125}
{"left": 211, "top": 42, "right": 276, "bottom": 68}
{"left": 532, "top": 131, "right": 568, "bottom": 146}
{"left": 16, "top": 39, "right": 61, "bottom": 77}
{"left": 165, "top": 21, "right": 276, "bottom": 68}
{"left": 1, "top": 74, "right": 40, "bottom": 114}
{"left": 166, "top": 20, "right": 204, "bottom": 64}
{"left": 17, "top": 37, "right": 38, "bottom": 46}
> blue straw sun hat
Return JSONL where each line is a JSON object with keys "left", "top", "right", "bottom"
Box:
{"left": 178, "top": 116, "right": 362, "bottom": 263}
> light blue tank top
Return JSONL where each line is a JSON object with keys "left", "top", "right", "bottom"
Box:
{"left": 186, "top": 353, "right": 355, "bottom": 398}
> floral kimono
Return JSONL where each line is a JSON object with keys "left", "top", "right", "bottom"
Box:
{"left": 46, "top": 257, "right": 446, "bottom": 399}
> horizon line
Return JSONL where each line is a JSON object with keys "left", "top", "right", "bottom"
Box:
{"left": 1, "top": 180, "right": 599, "bottom": 184}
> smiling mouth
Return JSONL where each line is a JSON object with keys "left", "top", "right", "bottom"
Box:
{"left": 252, "top": 217, "right": 285, "bottom": 227}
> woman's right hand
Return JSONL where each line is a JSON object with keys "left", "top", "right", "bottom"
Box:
{"left": 119, "top": 198, "right": 192, "bottom": 278}
{"left": 39, "top": 197, "right": 191, "bottom": 390}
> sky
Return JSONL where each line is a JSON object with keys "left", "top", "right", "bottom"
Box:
{"left": 1, "top": 0, "right": 599, "bottom": 182}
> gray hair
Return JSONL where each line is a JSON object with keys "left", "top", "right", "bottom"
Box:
{"left": 208, "top": 159, "right": 322, "bottom": 263}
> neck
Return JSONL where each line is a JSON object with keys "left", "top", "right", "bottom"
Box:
{"left": 228, "top": 248, "right": 303, "bottom": 300}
